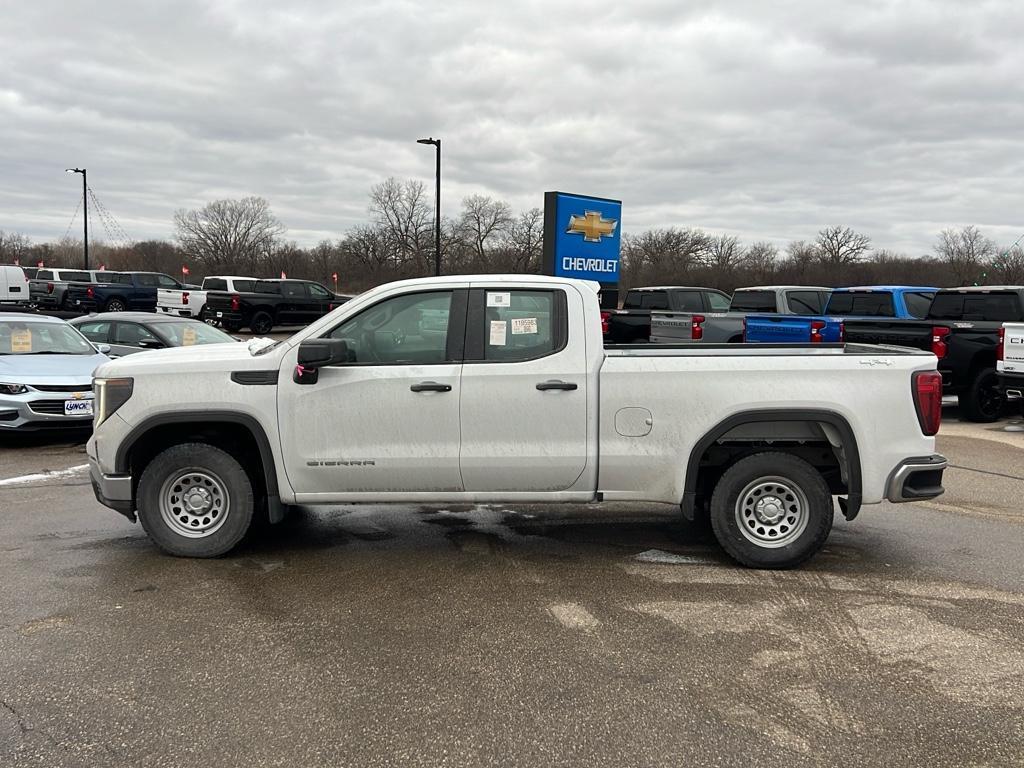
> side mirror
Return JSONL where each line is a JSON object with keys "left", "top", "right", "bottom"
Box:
{"left": 95, "top": 343, "right": 112, "bottom": 354}
{"left": 138, "top": 338, "right": 164, "bottom": 349}
{"left": 297, "top": 338, "right": 350, "bottom": 367}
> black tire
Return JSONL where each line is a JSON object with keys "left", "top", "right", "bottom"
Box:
{"left": 104, "top": 297, "right": 127, "bottom": 312}
{"left": 60, "top": 293, "right": 72, "bottom": 311}
{"left": 137, "top": 442, "right": 255, "bottom": 557}
{"left": 250, "top": 311, "right": 273, "bottom": 335}
{"left": 958, "top": 367, "right": 1003, "bottom": 423}
{"left": 709, "top": 452, "right": 833, "bottom": 569}
{"left": 222, "top": 320, "right": 242, "bottom": 333}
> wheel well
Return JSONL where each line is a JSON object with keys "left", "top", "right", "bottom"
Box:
{"left": 683, "top": 413, "right": 862, "bottom": 520}
{"left": 967, "top": 350, "right": 997, "bottom": 379}
{"left": 727, "top": 334, "right": 743, "bottom": 344}
{"left": 125, "top": 421, "right": 270, "bottom": 512}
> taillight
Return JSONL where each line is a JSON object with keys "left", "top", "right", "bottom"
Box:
{"left": 997, "top": 326, "right": 1005, "bottom": 362}
{"left": 931, "top": 326, "right": 950, "bottom": 359}
{"left": 691, "top": 314, "right": 705, "bottom": 341}
{"left": 182, "top": 291, "right": 189, "bottom": 305}
{"left": 913, "top": 370, "right": 942, "bottom": 436}
{"left": 600, "top": 310, "right": 611, "bottom": 335}
{"left": 230, "top": 294, "right": 240, "bottom": 312}
{"left": 810, "top": 320, "right": 826, "bottom": 343}
{"left": 839, "top": 321, "right": 845, "bottom": 344}
{"left": 87, "top": 286, "right": 94, "bottom": 299}
{"left": 47, "top": 282, "right": 54, "bottom": 294}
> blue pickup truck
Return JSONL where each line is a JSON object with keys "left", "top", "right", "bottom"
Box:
{"left": 65, "top": 271, "right": 187, "bottom": 313}
{"left": 743, "top": 286, "right": 938, "bottom": 343}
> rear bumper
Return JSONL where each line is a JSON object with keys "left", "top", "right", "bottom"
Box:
{"left": 885, "top": 455, "right": 946, "bottom": 503}
{"left": 87, "top": 454, "right": 135, "bottom": 521}
{"left": 998, "top": 372, "right": 1024, "bottom": 399}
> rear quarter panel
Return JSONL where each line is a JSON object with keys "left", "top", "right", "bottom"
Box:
{"left": 598, "top": 350, "right": 938, "bottom": 505}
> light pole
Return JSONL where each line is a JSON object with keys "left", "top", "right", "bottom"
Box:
{"left": 65, "top": 168, "right": 88, "bottom": 270}
{"left": 416, "top": 138, "right": 441, "bottom": 276}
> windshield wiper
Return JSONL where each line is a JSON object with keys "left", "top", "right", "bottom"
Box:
{"left": 253, "top": 341, "right": 282, "bottom": 356}
{"left": 18, "top": 351, "right": 87, "bottom": 355}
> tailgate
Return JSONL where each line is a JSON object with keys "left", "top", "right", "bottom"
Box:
{"left": 649, "top": 311, "right": 694, "bottom": 343}
{"left": 843, "top": 319, "right": 931, "bottom": 349}
{"left": 744, "top": 315, "right": 813, "bottom": 342}
{"left": 1001, "top": 323, "right": 1024, "bottom": 373}
{"left": 157, "top": 288, "right": 185, "bottom": 309}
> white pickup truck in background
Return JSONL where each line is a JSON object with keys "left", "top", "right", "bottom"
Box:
{"left": 157, "top": 275, "right": 257, "bottom": 319}
{"left": 87, "top": 274, "right": 946, "bottom": 569}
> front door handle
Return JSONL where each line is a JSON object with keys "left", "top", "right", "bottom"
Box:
{"left": 410, "top": 381, "right": 452, "bottom": 393}
{"left": 536, "top": 380, "right": 578, "bottom": 391}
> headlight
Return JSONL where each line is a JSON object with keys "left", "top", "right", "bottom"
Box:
{"left": 94, "top": 377, "right": 134, "bottom": 426}
{"left": 0, "top": 383, "right": 29, "bottom": 395}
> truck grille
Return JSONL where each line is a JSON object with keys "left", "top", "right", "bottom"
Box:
{"left": 28, "top": 399, "right": 92, "bottom": 416}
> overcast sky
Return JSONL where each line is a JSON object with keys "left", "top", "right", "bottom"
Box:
{"left": 3, "top": 0, "right": 1024, "bottom": 255}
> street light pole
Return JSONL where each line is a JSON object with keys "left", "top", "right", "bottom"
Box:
{"left": 416, "top": 138, "right": 441, "bottom": 276}
{"left": 65, "top": 168, "right": 88, "bottom": 269}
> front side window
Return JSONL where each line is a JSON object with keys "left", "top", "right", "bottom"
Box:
{"left": 113, "top": 323, "right": 159, "bottom": 347}
{"left": 671, "top": 291, "right": 703, "bottom": 312}
{"left": 706, "top": 292, "right": 731, "bottom": 312}
{"left": 281, "top": 282, "right": 305, "bottom": 299}
{"left": 328, "top": 291, "right": 452, "bottom": 364}
{"left": 308, "top": 283, "right": 331, "bottom": 299}
{"left": 483, "top": 290, "right": 557, "bottom": 362}
{"left": 77, "top": 321, "right": 111, "bottom": 343}
{"left": 156, "top": 275, "right": 180, "bottom": 289}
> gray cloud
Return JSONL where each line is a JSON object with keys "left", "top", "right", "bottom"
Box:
{"left": 3, "top": 0, "right": 1024, "bottom": 255}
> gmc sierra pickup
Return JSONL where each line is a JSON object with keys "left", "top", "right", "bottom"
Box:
{"left": 87, "top": 274, "right": 946, "bottom": 569}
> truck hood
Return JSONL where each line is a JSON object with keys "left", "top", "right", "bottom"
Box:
{"left": 0, "top": 352, "right": 109, "bottom": 383}
{"left": 94, "top": 341, "right": 281, "bottom": 377}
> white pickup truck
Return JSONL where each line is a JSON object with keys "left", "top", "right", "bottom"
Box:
{"left": 87, "top": 274, "right": 947, "bottom": 569}
{"left": 157, "top": 275, "right": 257, "bottom": 319}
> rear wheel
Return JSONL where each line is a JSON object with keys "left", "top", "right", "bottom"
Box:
{"left": 222, "top": 320, "right": 242, "bottom": 333}
{"left": 959, "top": 367, "right": 1003, "bottom": 423}
{"left": 250, "top": 311, "right": 273, "bottom": 335}
{"left": 137, "top": 443, "right": 255, "bottom": 557}
{"left": 104, "top": 297, "right": 127, "bottom": 312}
{"left": 709, "top": 452, "right": 833, "bottom": 569}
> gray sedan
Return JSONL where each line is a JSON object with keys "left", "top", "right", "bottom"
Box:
{"left": 69, "top": 312, "right": 237, "bottom": 357}
{"left": 0, "top": 313, "right": 110, "bottom": 431}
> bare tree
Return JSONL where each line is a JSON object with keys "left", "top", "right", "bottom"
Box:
{"left": 502, "top": 207, "right": 543, "bottom": 273}
{"left": 816, "top": 226, "right": 871, "bottom": 273}
{"left": 174, "top": 197, "right": 284, "bottom": 273}
{"left": 994, "top": 245, "right": 1024, "bottom": 284}
{"left": 457, "top": 195, "right": 512, "bottom": 266}
{"left": 745, "top": 241, "right": 778, "bottom": 282}
{"left": 934, "top": 225, "right": 995, "bottom": 285}
{"left": 368, "top": 178, "right": 433, "bottom": 273}
{"left": 0, "top": 230, "right": 32, "bottom": 263}
{"left": 621, "top": 228, "right": 711, "bottom": 287}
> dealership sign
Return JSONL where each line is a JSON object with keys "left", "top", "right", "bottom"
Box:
{"left": 542, "top": 192, "right": 622, "bottom": 285}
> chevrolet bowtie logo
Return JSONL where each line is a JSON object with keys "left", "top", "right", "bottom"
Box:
{"left": 566, "top": 210, "right": 618, "bottom": 243}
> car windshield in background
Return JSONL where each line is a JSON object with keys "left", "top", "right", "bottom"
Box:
{"left": 826, "top": 292, "right": 896, "bottom": 317}
{"left": 154, "top": 321, "right": 236, "bottom": 346}
{"left": 729, "top": 291, "right": 776, "bottom": 312}
{"left": 0, "top": 320, "right": 95, "bottom": 355}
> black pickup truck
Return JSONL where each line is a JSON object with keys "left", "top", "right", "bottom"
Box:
{"left": 843, "top": 286, "right": 1024, "bottom": 422}
{"left": 66, "top": 272, "right": 185, "bottom": 313}
{"left": 204, "top": 279, "right": 352, "bottom": 333}
{"left": 603, "top": 286, "right": 731, "bottom": 343}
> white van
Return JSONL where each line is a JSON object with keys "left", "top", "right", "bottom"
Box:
{"left": 0, "top": 265, "right": 30, "bottom": 306}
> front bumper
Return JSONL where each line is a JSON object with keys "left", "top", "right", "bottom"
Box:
{"left": 886, "top": 454, "right": 947, "bottom": 502}
{"left": 87, "top": 454, "right": 135, "bottom": 520}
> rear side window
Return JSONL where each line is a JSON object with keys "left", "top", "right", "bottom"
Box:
{"left": 786, "top": 291, "right": 824, "bottom": 314}
{"left": 107, "top": 273, "right": 132, "bottom": 285}
{"left": 136, "top": 274, "right": 159, "bottom": 287}
{"left": 639, "top": 292, "right": 669, "bottom": 310}
{"left": 670, "top": 291, "right": 703, "bottom": 312}
{"left": 730, "top": 291, "right": 776, "bottom": 312}
{"left": 281, "top": 283, "right": 305, "bottom": 299}
{"left": 706, "top": 292, "right": 731, "bottom": 312}
{"left": 234, "top": 280, "right": 255, "bottom": 292}
{"left": 929, "top": 293, "right": 1024, "bottom": 322}
{"left": 61, "top": 271, "right": 91, "bottom": 282}
{"left": 204, "top": 278, "right": 228, "bottom": 291}
{"left": 826, "top": 292, "right": 896, "bottom": 317}
{"left": 77, "top": 321, "right": 110, "bottom": 343}
{"left": 903, "top": 292, "right": 935, "bottom": 319}
{"left": 255, "top": 281, "right": 281, "bottom": 294}
{"left": 481, "top": 290, "right": 562, "bottom": 362}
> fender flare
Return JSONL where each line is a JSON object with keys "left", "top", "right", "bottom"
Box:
{"left": 681, "top": 408, "right": 862, "bottom": 522}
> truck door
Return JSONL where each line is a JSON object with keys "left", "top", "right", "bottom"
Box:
{"left": 458, "top": 286, "right": 589, "bottom": 492}
{"left": 278, "top": 288, "right": 467, "bottom": 495}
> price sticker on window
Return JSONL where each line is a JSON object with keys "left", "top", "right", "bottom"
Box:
{"left": 11, "top": 329, "right": 32, "bottom": 353}
{"left": 182, "top": 326, "right": 197, "bottom": 346}
{"left": 489, "top": 320, "right": 507, "bottom": 346}
{"left": 511, "top": 317, "right": 537, "bottom": 335}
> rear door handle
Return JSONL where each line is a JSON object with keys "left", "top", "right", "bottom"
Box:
{"left": 536, "top": 380, "right": 578, "bottom": 391}
{"left": 410, "top": 381, "right": 452, "bottom": 392}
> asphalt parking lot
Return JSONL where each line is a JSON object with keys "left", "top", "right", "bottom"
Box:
{"left": 2, "top": 407, "right": 1023, "bottom": 766}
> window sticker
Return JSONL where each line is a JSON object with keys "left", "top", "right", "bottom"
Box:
{"left": 511, "top": 317, "right": 538, "bottom": 335}
{"left": 11, "top": 329, "right": 31, "bottom": 353}
{"left": 182, "top": 326, "right": 197, "bottom": 346}
{"left": 486, "top": 292, "right": 511, "bottom": 308}
{"left": 489, "top": 320, "right": 507, "bottom": 346}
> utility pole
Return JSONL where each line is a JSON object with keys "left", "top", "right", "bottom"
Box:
{"left": 65, "top": 167, "right": 88, "bottom": 269}
{"left": 416, "top": 138, "right": 442, "bottom": 276}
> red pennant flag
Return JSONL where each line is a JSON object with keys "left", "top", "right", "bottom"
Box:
{"left": 37, "top": 260, "right": 44, "bottom": 268}
{"left": 280, "top": 270, "right": 287, "bottom": 279}
{"left": 99, "top": 264, "right": 106, "bottom": 271}
{"left": 182, "top": 265, "right": 190, "bottom": 276}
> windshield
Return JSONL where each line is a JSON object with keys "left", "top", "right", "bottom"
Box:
{"left": 152, "top": 321, "right": 237, "bottom": 346}
{"left": 0, "top": 320, "right": 96, "bottom": 355}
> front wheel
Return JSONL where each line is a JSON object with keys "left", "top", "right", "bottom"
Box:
{"left": 710, "top": 452, "right": 833, "bottom": 569}
{"left": 959, "top": 367, "right": 1003, "bottom": 423}
{"left": 137, "top": 443, "right": 255, "bottom": 557}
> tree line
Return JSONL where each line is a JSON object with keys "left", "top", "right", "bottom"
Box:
{"left": 2, "top": 180, "right": 1021, "bottom": 293}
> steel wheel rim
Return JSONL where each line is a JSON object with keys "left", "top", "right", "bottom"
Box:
{"left": 158, "top": 470, "right": 230, "bottom": 538}
{"left": 734, "top": 475, "right": 809, "bottom": 548}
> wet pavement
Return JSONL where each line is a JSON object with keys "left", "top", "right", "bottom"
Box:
{"left": 1, "top": 411, "right": 1023, "bottom": 766}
